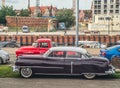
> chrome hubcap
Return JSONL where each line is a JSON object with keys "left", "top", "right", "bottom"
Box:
{"left": 21, "top": 68, "right": 32, "bottom": 78}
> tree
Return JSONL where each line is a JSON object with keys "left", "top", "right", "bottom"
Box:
{"left": 56, "top": 9, "right": 75, "bottom": 28}
{"left": 19, "top": 9, "right": 30, "bottom": 17}
{"left": 0, "top": 6, "right": 16, "bottom": 25}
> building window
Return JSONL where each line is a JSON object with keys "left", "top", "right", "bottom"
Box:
{"left": 116, "top": 10, "right": 119, "bottom": 13}
{"left": 104, "top": 0, "right": 107, "bottom": 3}
{"left": 111, "top": 5, "right": 113, "bottom": 8}
{"left": 98, "top": 10, "right": 101, "bottom": 14}
{"left": 94, "top": 1, "right": 97, "bottom": 4}
{"left": 104, "top": 10, "right": 107, "bottom": 14}
{"left": 110, "top": 0, "right": 114, "bottom": 3}
{"left": 105, "top": 17, "right": 111, "bottom": 20}
{"left": 94, "top": 10, "right": 97, "bottom": 14}
{"left": 116, "top": 5, "right": 119, "bottom": 8}
{"left": 110, "top": 10, "right": 113, "bottom": 13}
{"left": 98, "top": 17, "right": 104, "bottom": 20}
{"left": 104, "top": 5, "right": 107, "bottom": 9}
{"left": 98, "top": 1, "right": 101, "bottom": 4}
{"left": 98, "top": 5, "right": 101, "bottom": 9}
{"left": 94, "top": 5, "right": 97, "bottom": 9}
{"left": 116, "top": 0, "right": 119, "bottom": 4}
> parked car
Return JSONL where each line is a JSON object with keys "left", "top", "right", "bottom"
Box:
{"left": 16, "top": 38, "right": 55, "bottom": 57}
{"left": 100, "top": 45, "right": 120, "bottom": 61}
{"left": 0, "top": 40, "right": 19, "bottom": 48}
{"left": 13, "top": 46, "right": 115, "bottom": 79}
{"left": 22, "top": 26, "right": 29, "bottom": 33}
{"left": 0, "top": 48, "right": 10, "bottom": 64}
{"left": 78, "top": 40, "right": 106, "bottom": 48}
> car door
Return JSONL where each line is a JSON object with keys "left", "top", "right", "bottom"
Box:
{"left": 38, "top": 42, "right": 50, "bottom": 54}
{"left": 37, "top": 51, "right": 65, "bottom": 74}
{"left": 64, "top": 51, "right": 86, "bottom": 74}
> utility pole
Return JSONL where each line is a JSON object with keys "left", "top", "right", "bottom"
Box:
{"left": 75, "top": 0, "right": 79, "bottom": 47}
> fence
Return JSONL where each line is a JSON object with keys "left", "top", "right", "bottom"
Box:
{"left": 0, "top": 35, "right": 119, "bottom": 46}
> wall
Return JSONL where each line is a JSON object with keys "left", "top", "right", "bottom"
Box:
{"left": 6, "top": 16, "right": 49, "bottom": 27}
{"left": 0, "top": 35, "right": 119, "bottom": 46}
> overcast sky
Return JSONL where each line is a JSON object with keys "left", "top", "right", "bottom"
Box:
{"left": 0, "top": 0, "right": 93, "bottom": 10}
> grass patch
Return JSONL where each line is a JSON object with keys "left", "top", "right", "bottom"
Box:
{"left": 0, "top": 65, "right": 120, "bottom": 79}
{"left": 0, "top": 65, "right": 20, "bottom": 78}
{"left": 109, "top": 72, "right": 120, "bottom": 79}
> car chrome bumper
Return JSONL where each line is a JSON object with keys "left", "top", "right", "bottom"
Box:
{"left": 105, "top": 65, "right": 115, "bottom": 74}
{"left": 12, "top": 66, "right": 19, "bottom": 72}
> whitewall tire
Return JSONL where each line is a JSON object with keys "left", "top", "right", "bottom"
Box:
{"left": 83, "top": 74, "right": 96, "bottom": 79}
{"left": 20, "top": 67, "right": 33, "bottom": 78}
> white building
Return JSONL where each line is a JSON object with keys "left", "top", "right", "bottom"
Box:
{"left": 89, "top": 0, "right": 120, "bottom": 32}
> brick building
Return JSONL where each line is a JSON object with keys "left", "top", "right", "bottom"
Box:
{"left": 29, "top": 6, "right": 57, "bottom": 17}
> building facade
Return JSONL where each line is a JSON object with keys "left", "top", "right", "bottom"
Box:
{"left": 30, "top": 6, "right": 57, "bottom": 17}
{"left": 89, "top": 0, "right": 120, "bottom": 32}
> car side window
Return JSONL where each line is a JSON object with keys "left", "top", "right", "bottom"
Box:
{"left": 48, "top": 51, "right": 64, "bottom": 57}
{"left": 39, "top": 42, "right": 48, "bottom": 48}
{"left": 66, "top": 51, "right": 83, "bottom": 58}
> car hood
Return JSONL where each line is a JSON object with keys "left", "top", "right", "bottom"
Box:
{"left": 0, "top": 49, "right": 9, "bottom": 55}
{"left": 18, "top": 46, "right": 38, "bottom": 51}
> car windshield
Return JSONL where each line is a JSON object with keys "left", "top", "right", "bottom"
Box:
{"left": 32, "top": 42, "right": 38, "bottom": 47}
{"left": 23, "top": 28, "right": 28, "bottom": 30}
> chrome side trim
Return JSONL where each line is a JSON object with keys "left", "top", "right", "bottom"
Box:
{"left": 15, "top": 66, "right": 64, "bottom": 69}
{"left": 71, "top": 62, "right": 73, "bottom": 74}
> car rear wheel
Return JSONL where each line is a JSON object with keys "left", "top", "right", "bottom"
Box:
{"left": 20, "top": 67, "right": 33, "bottom": 78}
{"left": 83, "top": 73, "right": 96, "bottom": 79}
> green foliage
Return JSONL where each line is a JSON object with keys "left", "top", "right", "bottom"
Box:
{"left": 56, "top": 9, "right": 75, "bottom": 28}
{"left": 19, "top": 9, "right": 30, "bottom": 17}
{"left": 0, "top": 65, "right": 20, "bottom": 78}
{"left": 0, "top": 6, "right": 16, "bottom": 25}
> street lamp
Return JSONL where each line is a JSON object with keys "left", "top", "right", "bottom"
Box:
{"left": 106, "top": 17, "right": 111, "bottom": 35}
{"left": 75, "top": 0, "right": 79, "bottom": 47}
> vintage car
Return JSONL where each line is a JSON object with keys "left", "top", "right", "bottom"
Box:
{"left": 0, "top": 40, "right": 19, "bottom": 48}
{"left": 100, "top": 45, "right": 120, "bottom": 61}
{"left": 13, "top": 47, "right": 115, "bottom": 79}
{"left": 0, "top": 48, "right": 10, "bottom": 64}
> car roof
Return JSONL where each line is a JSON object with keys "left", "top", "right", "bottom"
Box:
{"left": 49, "top": 46, "right": 87, "bottom": 54}
{"left": 106, "top": 45, "right": 120, "bottom": 50}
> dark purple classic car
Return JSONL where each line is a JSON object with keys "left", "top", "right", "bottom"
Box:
{"left": 13, "top": 47, "right": 115, "bottom": 79}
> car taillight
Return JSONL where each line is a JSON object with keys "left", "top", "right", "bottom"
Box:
{"left": 102, "top": 52, "right": 106, "bottom": 56}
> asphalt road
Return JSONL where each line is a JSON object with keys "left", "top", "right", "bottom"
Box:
{"left": 0, "top": 77, "right": 120, "bottom": 88}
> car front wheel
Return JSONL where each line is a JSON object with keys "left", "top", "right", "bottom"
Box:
{"left": 20, "top": 67, "right": 33, "bottom": 78}
{"left": 83, "top": 73, "right": 96, "bottom": 79}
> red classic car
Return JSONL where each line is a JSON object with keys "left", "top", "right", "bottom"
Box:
{"left": 13, "top": 47, "right": 115, "bottom": 79}
{"left": 15, "top": 39, "right": 56, "bottom": 57}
